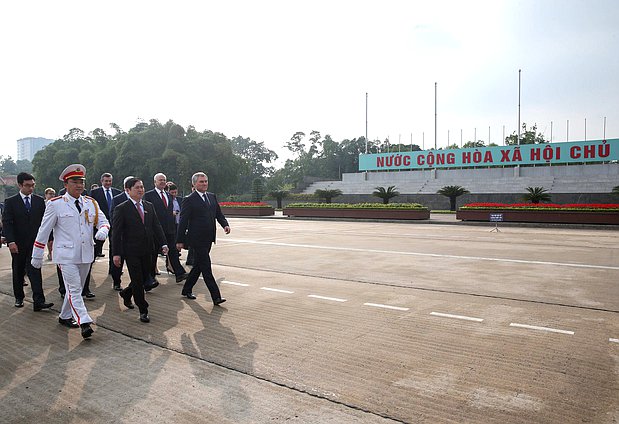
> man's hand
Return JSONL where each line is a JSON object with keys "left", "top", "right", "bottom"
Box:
{"left": 224, "top": 226, "right": 231, "bottom": 234}
{"left": 113, "top": 255, "right": 122, "bottom": 268}
{"left": 176, "top": 243, "right": 184, "bottom": 251}
{"left": 161, "top": 245, "right": 169, "bottom": 255}
{"left": 8, "top": 242, "right": 18, "bottom": 254}
{"left": 95, "top": 229, "right": 107, "bottom": 241}
{"left": 31, "top": 257, "right": 43, "bottom": 269}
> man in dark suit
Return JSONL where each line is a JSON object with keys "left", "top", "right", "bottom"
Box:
{"left": 1, "top": 172, "right": 53, "bottom": 310}
{"left": 89, "top": 173, "right": 122, "bottom": 260}
{"left": 144, "top": 173, "right": 187, "bottom": 283}
{"left": 112, "top": 177, "right": 168, "bottom": 323}
{"left": 176, "top": 172, "right": 229, "bottom": 305}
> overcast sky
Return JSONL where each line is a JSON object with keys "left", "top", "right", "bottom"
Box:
{"left": 1, "top": 0, "right": 617, "bottom": 164}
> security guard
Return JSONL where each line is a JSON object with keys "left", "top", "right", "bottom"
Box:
{"left": 31, "top": 164, "right": 110, "bottom": 339}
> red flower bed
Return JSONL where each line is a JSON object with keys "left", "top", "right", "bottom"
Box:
{"left": 220, "top": 202, "right": 271, "bottom": 207}
{"left": 461, "top": 203, "right": 619, "bottom": 210}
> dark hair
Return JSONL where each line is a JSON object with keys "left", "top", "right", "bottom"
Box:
{"left": 124, "top": 177, "right": 142, "bottom": 189}
{"left": 167, "top": 183, "right": 178, "bottom": 191}
{"left": 100, "top": 172, "right": 113, "bottom": 181}
{"left": 17, "top": 172, "right": 35, "bottom": 185}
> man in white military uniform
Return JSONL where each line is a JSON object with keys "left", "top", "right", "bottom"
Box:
{"left": 31, "top": 164, "right": 110, "bottom": 339}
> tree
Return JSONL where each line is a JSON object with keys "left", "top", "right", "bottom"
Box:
{"left": 505, "top": 123, "right": 547, "bottom": 145}
{"left": 0, "top": 156, "right": 18, "bottom": 175}
{"left": 314, "top": 188, "right": 342, "bottom": 203}
{"left": 251, "top": 178, "right": 265, "bottom": 202}
{"left": 462, "top": 140, "right": 485, "bottom": 148}
{"left": 437, "top": 185, "right": 470, "bottom": 211}
{"left": 373, "top": 186, "right": 400, "bottom": 204}
{"left": 613, "top": 186, "right": 619, "bottom": 196}
{"left": 268, "top": 184, "right": 293, "bottom": 209}
{"left": 523, "top": 186, "right": 551, "bottom": 204}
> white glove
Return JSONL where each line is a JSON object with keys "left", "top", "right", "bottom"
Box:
{"left": 31, "top": 257, "right": 43, "bottom": 269}
{"left": 95, "top": 229, "right": 108, "bottom": 241}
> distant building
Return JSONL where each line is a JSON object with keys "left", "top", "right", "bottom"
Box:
{"left": 17, "top": 137, "right": 54, "bottom": 161}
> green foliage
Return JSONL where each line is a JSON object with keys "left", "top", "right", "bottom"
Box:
{"left": 266, "top": 183, "right": 294, "bottom": 209}
{"left": 286, "top": 202, "right": 427, "bottom": 209}
{"left": 251, "top": 178, "right": 266, "bottom": 202}
{"left": 372, "top": 186, "right": 400, "bottom": 204}
{"left": 612, "top": 186, "right": 619, "bottom": 196}
{"left": 437, "top": 185, "right": 470, "bottom": 211}
{"left": 462, "top": 140, "right": 485, "bottom": 148}
{"left": 230, "top": 136, "right": 278, "bottom": 194}
{"left": 31, "top": 120, "right": 243, "bottom": 195}
{"left": 0, "top": 157, "right": 32, "bottom": 175}
{"left": 522, "top": 186, "right": 552, "bottom": 204}
{"left": 314, "top": 188, "right": 343, "bottom": 203}
{"left": 505, "top": 123, "right": 547, "bottom": 145}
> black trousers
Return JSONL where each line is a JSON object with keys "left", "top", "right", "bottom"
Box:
{"left": 121, "top": 255, "right": 150, "bottom": 314}
{"left": 182, "top": 244, "right": 221, "bottom": 301}
{"left": 151, "top": 232, "right": 185, "bottom": 276}
{"left": 11, "top": 246, "right": 45, "bottom": 304}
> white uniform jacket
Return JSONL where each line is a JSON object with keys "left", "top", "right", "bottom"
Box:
{"left": 32, "top": 194, "right": 110, "bottom": 264}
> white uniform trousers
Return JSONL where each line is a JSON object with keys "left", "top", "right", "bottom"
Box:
{"left": 58, "top": 263, "right": 93, "bottom": 325}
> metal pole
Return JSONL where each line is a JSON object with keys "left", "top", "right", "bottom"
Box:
{"left": 460, "top": 129, "right": 463, "bottom": 147}
{"left": 474, "top": 127, "right": 477, "bottom": 144}
{"left": 502, "top": 125, "right": 505, "bottom": 145}
{"left": 365, "top": 92, "right": 368, "bottom": 154}
{"left": 422, "top": 132, "right": 425, "bottom": 150}
{"left": 448, "top": 129, "right": 450, "bottom": 146}
{"left": 584, "top": 118, "right": 587, "bottom": 141}
{"left": 518, "top": 69, "right": 521, "bottom": 145}
{"left": 410, "top": 133, "right": 413, "bottom": 150}
{"left": 434, "top": 82, "right": 437, "bottom": 149}
{"left": 567, "top": 119, "right": 569, "bottom": 142}
{"left": 604, "top": 116, "right": 607, "bottom": 139}
{"left": 551, "top": 121, "right": 553, "bottom": 142}
{"left": 488, "top": 126, "right": 490, "bottom": 145}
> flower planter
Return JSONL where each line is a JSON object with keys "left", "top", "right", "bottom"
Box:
{"left": 283, "top": 207, "right": 430, "bottom": 220}
{"left": 456, "top": 209, "right": 619, "bottom": 225}
{"left": 221, "top": 206, "right": 274, "bottom": 216}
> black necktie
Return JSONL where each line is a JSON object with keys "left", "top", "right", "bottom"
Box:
{"left": 75, "top": 199, "right": 81, "bottom": 213}
{"left": 24, "top": 196, "right": 31, "bottom": 212}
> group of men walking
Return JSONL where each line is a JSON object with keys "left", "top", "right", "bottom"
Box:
{"left": 2, "top": 164, "right": 230, "bottom": 339}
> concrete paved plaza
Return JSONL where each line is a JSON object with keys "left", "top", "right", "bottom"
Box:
{"left": 1, "top": 217, "right": 618, "bottom": 423}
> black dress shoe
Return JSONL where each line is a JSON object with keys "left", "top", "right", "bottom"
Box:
{"left": 175, "top": 273, "right": 188, "bottom": 283}
{"left": 119, "top": 292, "right": 134, "bottom": 309}
{"left": 181, "top": 292, "right": 196, "bottom": 300}
{"left": 14, "top": 299, "right": 24, "bottom": 308}
{"left": 96, "top": 253, "right": 105, "bottom": 258}
{"left": 33, "top": 302, "right": 54, "bottom": 311}
{"left": 81, "top": 323, "right": 94, "bottom": 339}
{"left": 139, "top": 313, "right": 150, "bottom": 323}
{"left": 144, "top": 280, "right": 159, "bottom": 292}
{"left": 58, "top": 317, "right": 79, "bottom": 328}
{"left": 113, "top": 283, "right": 122, "bottom": 291}
{"left": 83, "top": 291, "right": 96, "bottom": 299}
{"left": 22, "top": 281, "right": 28, "bottom": 286}
{"left": 213, "top": 297, "right": 227, "bottom": 306}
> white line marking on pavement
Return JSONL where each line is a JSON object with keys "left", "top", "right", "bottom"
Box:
{"left": 308, "top": 294, "right": 347, "bottom": 302}
{"left": 509, "top": 323, "right": 574, "bottom": 335}
{"left": 430, "top": 312, "right": 484, "bottom": 322}
{"left": 223, "top": 238, "right": 618, "bottom": 270}
{"left": 261, "top": 287, "right": 294, "bottom": 294}
{"left": 221, "top": 280, "right": 250, "bottom": 287}
{"left": 610, "top": 338, "right": 619, "bottom": 344}
{"left": 364, "top": 303, "right": 409, "bottom": 311}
